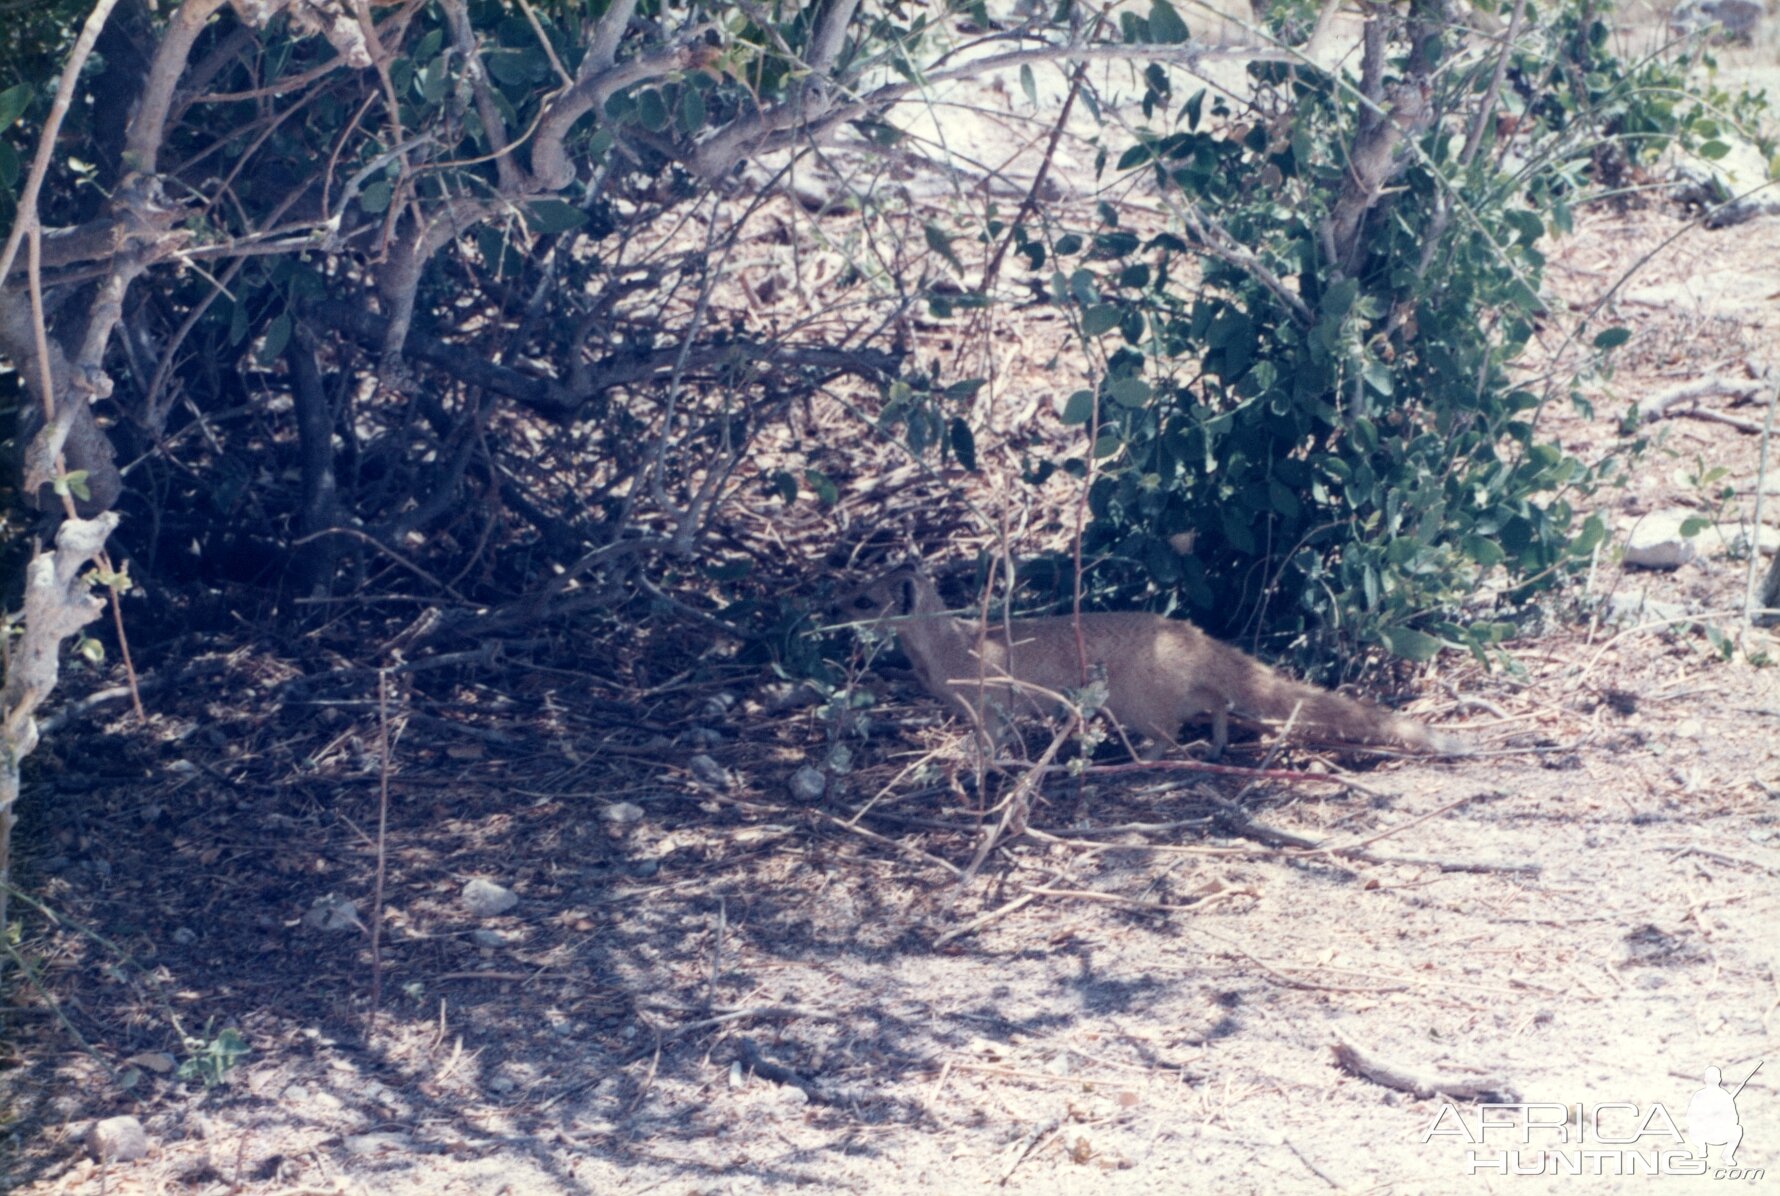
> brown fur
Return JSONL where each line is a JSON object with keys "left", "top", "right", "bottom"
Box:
{"left": 841, "top": 567, "right": 1466, "bottom": 759}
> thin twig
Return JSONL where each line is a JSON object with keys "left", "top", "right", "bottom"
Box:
{"left": 368, "top": 668, "right": 393, "bottom": 1029}
{"left": 1742, "top": 370, "right": 1778, "bottom": 624}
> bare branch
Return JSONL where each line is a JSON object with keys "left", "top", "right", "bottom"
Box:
{"left": 123, "top": 0, "right": 230, "bottom": 177}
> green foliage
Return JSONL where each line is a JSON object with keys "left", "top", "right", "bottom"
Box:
{"left": 177, "top": 1023, "right": 249, "bottom": 1088}
{"left": 1025, "top": 3, "right": 1735, "bottom": 670}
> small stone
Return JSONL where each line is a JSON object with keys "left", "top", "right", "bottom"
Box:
{"left": 487, "top": 1073, "right": 517, "bottom": 1094}
{"left": 461, "top": 878, "right": 518, "bottom": 917}
{"left": 628, "top": 857, "right": 661, "bottom": 879}
{"left": 699, "top": 692, "right": 739, "bottom": 720}
{"left": 88, "top": 1115, "right": 149, "bottom": 1162}
{"left": 123, "top": 1052, "right": 176, "bottom": 1075}
{"left": 683, "top": 726, "right": 725, "bottom": 748}
{"left": 602, "top": 801, "right": 644, "bottom": 825}
{"left": 301, "top": 893, "right": 364, "bottom": 932}
{"left": 344, "top": 1131, "right": 412, "bottom": 1156}
{"left": 687, "top": 754, "right": 731, "bottom": 788}
{"left": 760, "top": 681, "right": 821, "bottom": 714}
{"left": 788, "top": 766, "right": 826, "bottom": 803}
{"left": 471, "top": 928, "right": 508, "bottom": 948}
{"left": 172, "top": 927, "right": 197, "bottom": 945}
{"left": 1623, "top": 509, "right": 1701, "bottom": 569}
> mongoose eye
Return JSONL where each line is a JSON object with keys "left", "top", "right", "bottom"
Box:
{"left": 851, "top": 595, "right": 877, "bottom": 611}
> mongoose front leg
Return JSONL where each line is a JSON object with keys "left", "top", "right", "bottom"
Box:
{"left": 1207, "top": 705, "right": 1228, "bottom": 761}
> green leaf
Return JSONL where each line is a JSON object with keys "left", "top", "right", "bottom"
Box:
{"left": 1379, "top": 626, "right": 1443, "bottom": 662}
{"left": 488, "top": 49, "right": 541, "bottom": 88}
{"left": 637, "top": 88, "right": 669, "bottom": 133}
{"left": 1081, "top": 305, "right": 1121, "bottom": 336}
{"left": 770, "top": 470, "right": 798, "bottom": 504}
{"left": 1184, "top": 88, "right": 1204, "bottom": 130}
{"left": 803, "top": 468, "right": 838, "bottom": 506}
{"left": 0, "top": 83, "right": 29, "bottom": 131}
{"left": 1679, "top": 516, "right": 1710, "bottom": 537}
{"left": 1107, "top": 375, "right": 1151, "bottom": 407}
{"left": 1461, "top": 535, "right": 1506, "bottom": 568}
{"left": 1060, "top": 390, "right": 1095, "bottom": 426}
{"left": 1361, "top": 357, "right": 1394, "bottom": 397}
{"left": 923, "top": 222, "right": 962, "bottom": 271}
{"left": 55, "top": 470, "right": 90, "bottom": 501}
{"left": 949, "top": 418, "right": 978, "bottom": 471}
{"left": 257, "top": 313, "right": 291, "bottom": 366}
{"left": 679, "top": 86, "right": 707, "bottom": 134}
{"left": 1020, "top": 64, "right": 1037, "bottom": 106}
{"left": 1698, "top": 140, "right": 1730, "bottom": 161}
{"left": 525, "top": 200, "right": 588, "bottom": 234}
{"left": 360, "top": 180, "right": 392, "bottom": 214}
{"left": 1148, "top": 0, "right": 1190, "bottom": 43}
{"left": 1592, "top": 326, "right": 1631, "bottom": 350}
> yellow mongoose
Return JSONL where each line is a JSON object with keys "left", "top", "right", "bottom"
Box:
{"left": 843, "top": 566, "right": 1466, "bottom": 759}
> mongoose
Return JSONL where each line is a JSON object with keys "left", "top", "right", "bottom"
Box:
{"left": 841, "top": 566, "right": 1467, "bottom": 759}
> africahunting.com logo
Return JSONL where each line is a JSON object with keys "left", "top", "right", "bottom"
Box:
{"left": 1421, "top": 1061, "right": 1764, "bottom": 1181}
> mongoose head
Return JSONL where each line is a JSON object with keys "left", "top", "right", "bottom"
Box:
{"left": 832, "top": 565, "right": 941, "bottom": 627}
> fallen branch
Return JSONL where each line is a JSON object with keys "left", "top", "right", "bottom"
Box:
{"left": 1640, "top": 375, "right": 1766, "bottom": 423}
{"left": 1331, "top": 1034, "right": 1518, "bottom": 1102}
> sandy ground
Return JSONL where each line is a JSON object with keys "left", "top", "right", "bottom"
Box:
{"left": 5, "top": 7, "right": 1779, "bottom": 1196}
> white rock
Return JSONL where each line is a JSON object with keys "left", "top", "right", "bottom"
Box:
{"left": 88, "top": 1115, "right": 149, "bottom": 1162}
{"left": 1622, "top": 509, "right": 1701, "bottom": 569}
{"left": 602, "top": 801, "right": 645, "bottom": 824}
{"left": 461, "top": 878, "right": 518, "bottom": 917}
{"left": 344, "top": 1131, "right": 412, "bottom": 1156}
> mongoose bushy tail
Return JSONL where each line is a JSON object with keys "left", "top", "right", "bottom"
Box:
{"left": 1217, "top": 644, "right": 1468, "bottom": 754}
